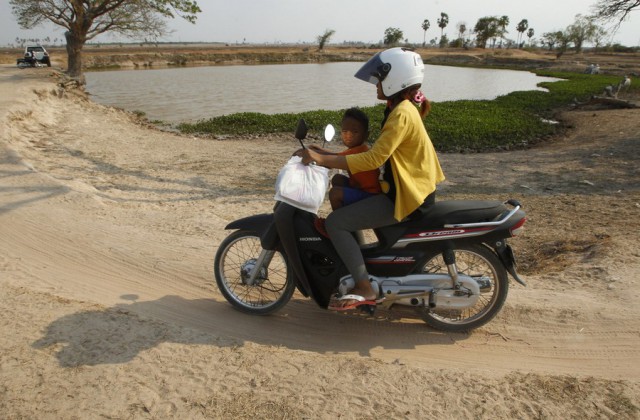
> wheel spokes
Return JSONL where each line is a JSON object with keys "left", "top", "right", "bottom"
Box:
{"left": 220, "top": 237, "right": 288, "bottom": 307}
{"left": 424, "top": 250, "right": 500, "bottom": 324}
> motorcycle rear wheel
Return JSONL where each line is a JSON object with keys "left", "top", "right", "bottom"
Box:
{"left": 418, "top": 244, "right": 508, "bottom": 332}
{"left": 214, "top": 230, "right": 294, "bottom": 315}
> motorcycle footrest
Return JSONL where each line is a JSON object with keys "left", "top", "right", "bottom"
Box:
{"left": 358, "top": 304, "right": 376, "bottom": 316}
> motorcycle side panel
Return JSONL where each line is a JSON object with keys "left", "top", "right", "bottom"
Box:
{"left": 293, "top": 212, "right": 346, "bottom": 307}
{"left": 363, "top": 250, "right": 427, "bottom": 276}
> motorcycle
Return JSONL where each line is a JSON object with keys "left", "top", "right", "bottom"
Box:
{"left": 214, "top": 120, "right": 527, "bottom": 332}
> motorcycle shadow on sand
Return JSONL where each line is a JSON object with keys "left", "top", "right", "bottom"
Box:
{"left": 32, "top": 294, "right": 471, "bottom": 368}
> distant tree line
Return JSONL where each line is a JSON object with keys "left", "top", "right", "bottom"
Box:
{"left": 379, "top": 1, "right": 638, "bottom": 51}
{"left": 11, "top": 36, "right": 62, "bottom": 48}
{"left": 8, "top": 0, "right": 639, "bottom": 81}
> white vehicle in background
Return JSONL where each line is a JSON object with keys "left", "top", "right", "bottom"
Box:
{"left": 17, "top": 45, "right": 51, "bottom": 68}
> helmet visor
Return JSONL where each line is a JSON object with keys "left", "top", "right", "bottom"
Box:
{"left": 354, "top": 52, "right": 390, "bottom": 85}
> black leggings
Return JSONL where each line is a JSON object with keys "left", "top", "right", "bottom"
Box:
{"left": 325, "top": 194, "right": 397, "bottom": 282}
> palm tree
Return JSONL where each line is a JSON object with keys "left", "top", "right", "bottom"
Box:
{"left": 498, "top": 15, "right": 509, "bottom": 47}
{"left": 437, "top": 12, "right": 449, "bottom": 39}
{"left": 457, "top": 22, "right": 467, "bottom": 41}
{"left": 421, "top": 19, "right": 431, "bottom": 46}
{"left": 526, "top": 28, "right": 535, "bottom": 47}
{"left": 516, "top": 19, "right": 529, "bottom": 47}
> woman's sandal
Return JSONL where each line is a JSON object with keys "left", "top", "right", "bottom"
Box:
{"left": 328, "top": 294, "right": 376, "bottom": 311}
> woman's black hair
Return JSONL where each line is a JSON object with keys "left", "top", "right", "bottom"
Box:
{"left": 342, "top": 107, "right": 369, "bottom": 132}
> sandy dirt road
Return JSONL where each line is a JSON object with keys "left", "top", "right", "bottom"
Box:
{"left": 1, "top": 65, "right": 638, "bottom": 418}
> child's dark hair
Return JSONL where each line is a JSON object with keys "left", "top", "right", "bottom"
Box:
{"left": 343, "top": 107, "right": 369, "bottom": 132}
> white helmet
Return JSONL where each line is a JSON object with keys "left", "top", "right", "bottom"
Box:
{"left": 354, "top": 47, "right": 424, "bottom": 98}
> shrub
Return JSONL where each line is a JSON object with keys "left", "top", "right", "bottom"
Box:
{"left": 177, "top": 71, "right": 631, "bottom": 152}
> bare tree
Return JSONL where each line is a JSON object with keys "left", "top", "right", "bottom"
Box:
{"left": 317, "top": 29, "right": 335, "bottom": 51}
{"left": 474, "top": 17, "right": 500, "bottom": 49}
{"left": 10, "top": 0, "right": 201, "bottom": 81}
{"left": 542, "top": 30, "right": 571, "bottom": 57}
{"left": 567, "top": 14, "right": 601, "bottom": 53}
{"left": 591, "top": 26, "right": 608, "bottom": 49}
{"left": 542, "top": 31, "right": 562, "bottom": 51}
{"left": 384, "top": 27, "right": 404, "bottom": 46}
{"left": 593, "top": 0, "right": 639, "bottom": 22}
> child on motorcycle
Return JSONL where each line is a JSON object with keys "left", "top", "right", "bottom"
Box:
{"left": 322, "top": 108, "right": 381, "bottom": 210}
{"left": 311, "top": 108, "right": 381, "bottom": 236}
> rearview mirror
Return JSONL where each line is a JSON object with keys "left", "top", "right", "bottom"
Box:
{"left": 295, "top": 118, "right": 308, "bottom": 140}
{"left": 322, "top": 124, "right": 335, "bottom": 148}
{"left": 294, "top": 118, "right": 308, "bottom": 149}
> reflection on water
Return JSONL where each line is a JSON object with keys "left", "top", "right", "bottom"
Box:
{"left": 85, "top": 62, "right": 559, "bottom": 123}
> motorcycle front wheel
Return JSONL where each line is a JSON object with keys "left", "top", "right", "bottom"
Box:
{"left": 418, "top": 244, "right": 508, "bottom": 332}
{"left": 214, "top": 230, "right": 294, "bottom": 315}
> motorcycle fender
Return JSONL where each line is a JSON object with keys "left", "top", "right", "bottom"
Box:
{"left": 225, "top": 214, "right": 274, "bottom": 236}
{"left": 496, "top": 243, "right": 527, "bottom": 286}
{"left": 224, "top": 213, "right": 280, "bottom": 250}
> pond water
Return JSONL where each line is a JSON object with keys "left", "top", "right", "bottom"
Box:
{"left": 85, "top": 62, "right": 560, "bottom": 124}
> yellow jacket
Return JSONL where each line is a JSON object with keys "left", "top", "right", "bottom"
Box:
{"left": 346, "top": 100, "right": 445, "bottom": 221}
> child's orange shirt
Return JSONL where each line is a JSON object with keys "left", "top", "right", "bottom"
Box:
{"left": 338, "top": 144, "right": 381, "bottom": 194}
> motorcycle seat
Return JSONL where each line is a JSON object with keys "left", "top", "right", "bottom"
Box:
{"left": 400, "top": 200, "right": 507, "bottom": 228}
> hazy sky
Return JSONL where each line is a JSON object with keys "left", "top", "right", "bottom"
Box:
{"left": 1, "top": 0, "right": 638, "bottom": 47}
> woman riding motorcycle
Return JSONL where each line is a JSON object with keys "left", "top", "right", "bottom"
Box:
{"left": 297, "top": 47, "right": 445, "bottom": 310}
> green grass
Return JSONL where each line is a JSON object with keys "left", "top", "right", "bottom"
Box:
{"left": 177, "top": 71, "right": 632, "bottom": 152}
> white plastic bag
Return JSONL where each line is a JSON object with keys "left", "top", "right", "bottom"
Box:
{"left": 274, "top": 156, "right": 329, "bottom": 214}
